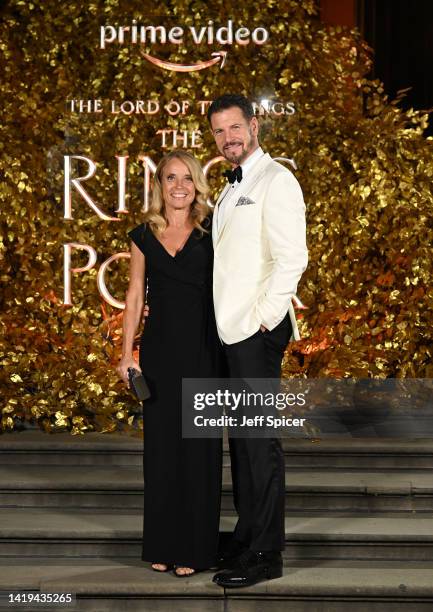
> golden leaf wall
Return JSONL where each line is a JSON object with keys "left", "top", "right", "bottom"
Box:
{"left": 1, "top": 0, "right": 432, "bottom": 434}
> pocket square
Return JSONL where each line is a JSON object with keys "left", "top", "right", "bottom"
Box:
{"left": 235, "top": 196, "right": 255, "bottom": 207}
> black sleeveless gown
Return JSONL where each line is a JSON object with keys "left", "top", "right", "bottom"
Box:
{"left": 128, "top": 221, "right": 223, "bottom": 569}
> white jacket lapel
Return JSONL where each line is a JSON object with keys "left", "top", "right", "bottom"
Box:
{"left": 216, "top": 154, "right": 272, "bottom": 244}
{"left": 212, "top": 183, "right": 231, "bottom": 247}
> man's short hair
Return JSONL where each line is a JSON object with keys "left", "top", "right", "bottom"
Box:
{"left": 207, "top": 94, "right": 254, "bottom": 124}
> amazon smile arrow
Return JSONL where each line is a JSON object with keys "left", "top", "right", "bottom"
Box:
{"left": 140, "top": 50, "right": 227, "bottom": 72}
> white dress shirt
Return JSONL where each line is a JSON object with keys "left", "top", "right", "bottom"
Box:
{"left": 218, "top": 146, "right": 265, "bottom": 230}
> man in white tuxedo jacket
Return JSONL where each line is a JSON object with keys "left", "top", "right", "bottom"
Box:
{"left": 209, "top": 94, "right": 308, "bottom": 588}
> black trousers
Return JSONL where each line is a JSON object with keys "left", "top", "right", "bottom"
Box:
{"left": 224, "top": 313, "right": 292, "bottom": 552}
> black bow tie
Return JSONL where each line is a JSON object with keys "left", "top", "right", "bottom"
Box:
{"left": 223, "top": 166, "right": 243, "bottom": 184}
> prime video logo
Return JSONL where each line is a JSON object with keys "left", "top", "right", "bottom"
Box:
{"left": 100, "top": 19, "right": 269, "bottom": 49}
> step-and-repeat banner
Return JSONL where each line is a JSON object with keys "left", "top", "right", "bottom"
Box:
{"left": 1, "top": 0, "right": 431, "bottom": 433}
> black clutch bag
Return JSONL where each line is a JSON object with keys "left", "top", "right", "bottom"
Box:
{"left": 127, "top": 367, "right": 151, "bottom": 401}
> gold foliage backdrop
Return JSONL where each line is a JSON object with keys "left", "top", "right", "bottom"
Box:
{"left": 1, "top": 0, "right": 432, "bottom": 434}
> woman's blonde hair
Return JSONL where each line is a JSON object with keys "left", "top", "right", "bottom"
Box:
{"left": 143, "top": 150, "right": 211, "bottom": 235}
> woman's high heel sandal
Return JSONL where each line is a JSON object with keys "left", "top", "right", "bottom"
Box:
{"left": 173, "top": 565, "right": 196, "bottom": 578}
{"left": 151, "top": 563, "right": 173, "bottom": 572}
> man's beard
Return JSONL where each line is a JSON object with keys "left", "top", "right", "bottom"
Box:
{"left": 222, "top": 129, "right": 255, "bottom": 165}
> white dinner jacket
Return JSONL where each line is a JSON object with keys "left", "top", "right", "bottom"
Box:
{"left": 212, "top": 152, "right": 308, "bottom": 345}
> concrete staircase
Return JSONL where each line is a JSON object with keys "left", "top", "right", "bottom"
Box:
{"left": 1, "top": 431, "right": 433, "bottom": 611}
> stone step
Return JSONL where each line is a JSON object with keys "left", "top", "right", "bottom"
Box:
{"left": 1, "top": 465, "right": 432, "bottom": 513}
{"left": 3, "top": 432, "right": 433, "bottom": 469}
{"left": 0, "top": 465, "right": 141, "bottom": 509}
{"left": 224, "top": 468, "right": 433, "bottom": 513}
{"left": 1, "top": 509, "right": 433, "bottom": 561}
{"left": 279, "top": 438, "right": 433, "bottom": 470}
{"left": 0, "top": 431, "right": 143, "bottom": 466}
{"left": 1, "top": 558, "right": 433, "bottom": 612}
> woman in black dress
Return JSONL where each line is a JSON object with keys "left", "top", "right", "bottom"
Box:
{"left": 117, "top": 150, "right": 222, "bottom": 577}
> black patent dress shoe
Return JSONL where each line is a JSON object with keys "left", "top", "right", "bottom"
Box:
{"left": 213, "top": 550, "right": 283, "bottom": 588}
{"left": 216, "top": 539, "right": 248, "bottom": 570}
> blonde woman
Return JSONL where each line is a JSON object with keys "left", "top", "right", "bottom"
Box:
{"left": 117, "top": 150, "right": 223, "bottom": 577}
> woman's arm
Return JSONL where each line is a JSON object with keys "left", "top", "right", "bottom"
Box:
{"left": 116, "top": 242, "right": 146, "bottom": 384}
